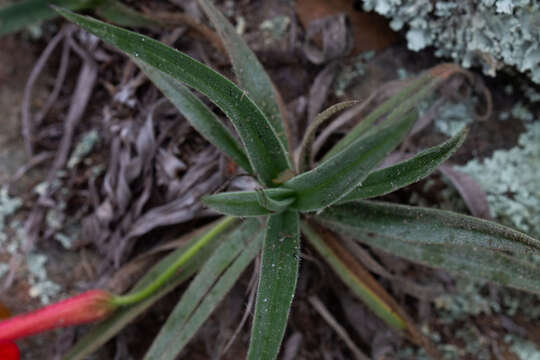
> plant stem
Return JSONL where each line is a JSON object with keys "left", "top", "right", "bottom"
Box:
{"left": 112, "top": 216, "right": 237, "bottom": 306}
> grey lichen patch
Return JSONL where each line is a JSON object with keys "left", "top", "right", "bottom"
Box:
{"left": 333, "top": 51, "right": 374, "bottom": 97}
{"left": 67, "top": 129, "right": 100, "bottom": 169}
{"left": 361, "top": 1, "right": 540, "bottom": 83}
{"left": 432, "top": 102, "right": 473, "bottom": 137}
{"left": 26, "top": 253, "right": 61, "bottom": 305}
{"left": 506, "top": 335, "right": 540, "bottom": 360}
{"left": 259, "top": 15, "right": 290, "bottom": 42}
{"left": 0, "top": 186, "right": 22, "bottom": 243}
{"left": 456, "top": 118, "right": 540, "bottom": 238}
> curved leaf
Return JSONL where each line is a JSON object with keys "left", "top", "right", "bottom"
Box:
{"left": 197, "top": 0, "right": 291, "bottom": 154}
{"left": 248, "top": 211, "right": 299, "bottom": 360}
{"left": 255, "top": 189, "right": 295, "bottom": 212}
{"left": 284, "top": 112, "right": 416, "bottom": 212}
{"left": 56, "top": 8, "right": 290, "bottom": 187}
{"left": 135, "top": 60, "right": 253, "bottom": 173}
{"left": 316, "top": 201, "right": 540, "bottom": 293}
{"left": 144, "top": 219, "right": 264, "bottom": 360}
{"left": 63, "top": 218, "right": 240, "bottom": 360}
{"left": 95, "top": 1, "right": 158, "bottom": 28}
{"left": 297, "top": 100, "right": 360, "bottom": 173}
{"left": 202, "top": 188, "right": 295, "bottom": 217}
{"left": 340, "top": 127, "right": 467, "bottom": 202}
{"left": 323, "top": 74, "right": 433, "bottom": 160}
{"left": 0, "top": 0, "right": 98, "bottom": 37}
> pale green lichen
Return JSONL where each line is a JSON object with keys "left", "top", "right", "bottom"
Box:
{"left": 26, "top": 253, "right": 61, "bottom": 304}
{"left": 506, "top": 335, "right": 540, "bottom": 360}
{"left": 0, "top": 186, "right": 22, "bottom": 243}
{"left": 456, "top": 119, "right": 540, "bottom": 238}
{"left": 259, "top": 15, "right": 290, "bottom": 42}
{"left": 67, "top": 129, "right": 100, "bottom": 169}
{"left": 333, "top": 51, "right": 374, "bottom": 97}
{"left": 361, "top": 1, "right": 540, "bottom": 83}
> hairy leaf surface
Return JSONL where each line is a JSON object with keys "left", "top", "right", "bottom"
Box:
{"left": 248, "top": 211, "right": 299, "bottom": 360}
{"left": 56, "top": 8, "right": 290, "bottom": 186}
{"left": 316, "top": 201, "right": 540, "bottom": 293}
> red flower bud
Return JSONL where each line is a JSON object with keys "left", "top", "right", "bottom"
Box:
{"left": 0, "top": 290, "right": 116, "bottom": 342}
{"left": 0, "top": 341, "right": 20, "bottom": 360}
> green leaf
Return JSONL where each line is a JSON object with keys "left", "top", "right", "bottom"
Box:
{"left": 297, "top": 100, "right": 360, "bottom": 173}
{"left": 55, "top": 8, "right": 290, "bottom": 187}
{"left": 301, "top": 221, "right": 405, "bottom": 330}
{"left": 248, "top": 210, "right": 299, "bottom": 360}
{"left": 144, "top": 219, "right": 264, "bottom": 360}
{"left": 255, "top": 189, "right": 295, "bottom": 212}
{"left": 197, "top": 0, "right": 291, "bottom": 154}
{"left": 135, "top": 60, "right": 253, "bottom": 174}
{"left": 62, "top": 218, "right": 240, "bottom": 360}
{"left": 202, "top": 188, "right": 295, "bottom": 217}
{"left": 284, "top": 112, "right": 416, "bottom": 212}
{"left": 340, "top": 127, "right": 468, "bottom": 202}
{"left": 0, "top": 0, "right": 98, "bottom": 37}
{"left": 323, "top": 74, "right": 433, "bottom": 160}
{"left": 95, "top": 1, "right": 158, "bottom": 28}
{"left": 316, "top": 201, "right": 540, "bottom": 293}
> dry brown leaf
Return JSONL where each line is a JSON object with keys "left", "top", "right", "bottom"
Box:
{"left": 296, "top": 0, "right": 398, "bottom": 54}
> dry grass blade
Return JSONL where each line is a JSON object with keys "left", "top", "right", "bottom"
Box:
{"left": 308, "top": 296, "right": 370, "bottom": 360}
{"left": 302, "top": 221, "right": 441, "bottom": 358}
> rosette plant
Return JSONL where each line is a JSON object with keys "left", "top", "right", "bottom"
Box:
{"left": 2, "top": 1, "right": 539, "bottom": 359}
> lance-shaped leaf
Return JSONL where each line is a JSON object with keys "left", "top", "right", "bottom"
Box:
{"left": 339, "top": 127, "right": 468, "bottom": 202}
{"left": 202, "top": 188, "right": 295, "bottom": 216}
{"left": 56, "top": 9, "right": 290, "bottom": 187}
{"left": 0, "top": 0, "right": 97, "bottom": 37}
{"left": 136, "top": 61, "right": 253, "bottom": 174}
{"left": 248, "top": 211, "right": 299, "bottom": 360}
{"left": 316, "top": 201, "right": 540, "bottom": 293}
{"left": 197, "top": 0, "right": 291, "bottom": 154}
{"left": 144, "top": 219, "right": 264, "bottom": 360}
{"left": 323, "top": 74, "right": 433, "bottom": 161}
{"left": 283, "top": 112, "right": 416, "bottom": 212}
{"left": 95, "top": 1, "right": 158, "bottom": 28}
{"left": 63, "top": 218, "right": 240, "bottom": 360}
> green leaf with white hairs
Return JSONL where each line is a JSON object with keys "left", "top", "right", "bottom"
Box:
{"left": 323, "top": 74, "right": 435, "bottom": 161}
{"left": 197, "top": 0, "right": 291, "bottom": 154}
{"left": 248, "top": 211, "right": 299, "bottom": 360}
{"left": 316, "top": 201, "right": 540, "bottom": 293}
{"left": 340, "top": 127, "right": 468, "bottom": 202}
{"left": 255, "top": 189, "right": 295, "bottom": 212}
{"left": 55, "top": 8, "right": 290, "bottom": 187}
{"left": 135, "top": 60, "right": 253, "bottom": 174}
{"left": 0, "top": 0, "right": 97, "bottom": 37}
{"left": 62, "top": 218, "right": 240, "bottom": 360}
{"left": 144, "top": 219, "right": 264, "bottom": 360}
{"left": 284, "top": 112, "right": 416, "bottom": 212}
{"left": 202, "top": 188, "right": 295, "bottom": 217}
{"left": 95, "top": 1, "right": 158, "bottom": 28}
{"left": 297, "top": 100, "right": 360, "bottom": 173}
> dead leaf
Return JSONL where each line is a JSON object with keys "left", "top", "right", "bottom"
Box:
{"left": 296, "top": 0, "right": 398, "bottom": 54}
{"left": 438, "top": 165, "right": 492, "bottom": 219}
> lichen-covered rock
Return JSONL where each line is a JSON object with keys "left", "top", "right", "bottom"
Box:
{"left": 361, "top": 0, "right": 540, "bottom": 83}
{"left": 456, "top": 114, "right": 540, "bottom": 239}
